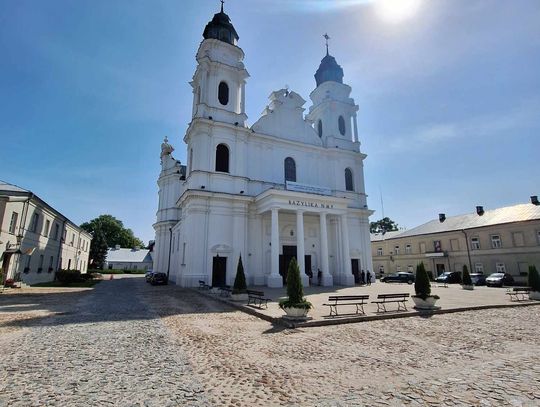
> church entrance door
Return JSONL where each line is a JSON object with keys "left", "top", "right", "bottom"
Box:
{"left": 351, "top": 259, "right": 360, "bottom": 284}
{"left": 212, "top": 256, "right": 227, "bottom": 287}
{"left": 279, "top": 246, "right": 312, "bottom": 285}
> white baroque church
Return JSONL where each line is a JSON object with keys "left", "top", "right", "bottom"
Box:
{"left": 153, "top": 5, "right": 374, "bottom": 288}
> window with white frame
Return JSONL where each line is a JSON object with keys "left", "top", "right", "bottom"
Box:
{"left": 394, "top": 245, "right": 400, "bottom": 255}
{"left": 512, "top": 232, "right": 524, "bottom": 247}
{"left": 405, "top": 244, "right": 412, "bottom": 254}
{"left": 43, "top": 219, "right": 50, "bottom": 237}
{"left": 450, "top": 238, "right": 459, "bottom": 251}
{"left": 53, "top": 223, "right": 59, "bottom": 240}
{"left": 49, "top": 256, "right": 54, "bottom": 271}
{"left": 378, "top": 265, "right": 384, "bottom": 274}
{"left": 396, "top": 265, "right": 401, "bottom": 272}
{"left": 407, "top": 265, "right": 413, "bottom": 272}
{"left": 471, "top": 237, "right": 480, "bottom": 250}
{"left": 491, "top": 234, "right": 502, "bottom": 248}
{"left": 496, "top": 262, "right": 506, "bottom": 273}
{"left": 38, "top": 255, "right": 44, "bottom": 272}
{"left": 474, "top": 263, "right": 484, "bottom": 273}
{"left": 30, "top": 213, "right": 39, "bottom": 232}
{"left": 9, "top": 212, "right": 18, "bottom": 234}
{"left": 377, "top": 247, "right": 383, "bottom": 256}
{"left": 71, "top": 233, "right": 75, "bottom": 246}
{"left": 419, "top": 242, "right": 426, "bottom": 253}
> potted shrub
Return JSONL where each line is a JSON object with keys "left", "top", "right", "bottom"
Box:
{"left": 231, "top": 255, "right": 248, "bottom": 301}
{"left": 279, "top": 257, "right": 312, "bottom": 319}
{"left": 528, "top": 265, "right": 540, "bottom": 301}
{"left": 412, "top": 262, "right": 440, "bottom": 310}
{"left": 461, "top": 265, "right": 474, "bottom": 290}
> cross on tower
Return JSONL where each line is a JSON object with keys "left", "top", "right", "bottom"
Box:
{"left": 220, "top": 0, "right": 224, "bottom": 12}
{"left": 323, "top": 33, "right": 330, "bottom": 55}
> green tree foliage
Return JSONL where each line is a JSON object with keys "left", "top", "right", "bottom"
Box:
{"left": 414, "top": 262, "right": 435, "bottom": 300}
{"left": 80, "top": 214, "right": 144, "bottom": 269}
{"left": 233, "top": 255, "right": 247, "bottom": 293}
{"left": 462, "top": 264, "right": 472, "bottom": 286}
{"left": 279, "top": 257, "right": 312, "bottom": 309}
{"left": 370, "top": 217, "right": 399, "bottom": 234}
{"left": 528, "top": 265, "right": 540, "bottom": 291}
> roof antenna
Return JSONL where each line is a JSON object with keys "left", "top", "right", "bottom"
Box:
{"left": 323, "top": 33, "right": 330, "bottom": 56}
{"left": 220, "top": 0, "right": 224, "bottom": 12}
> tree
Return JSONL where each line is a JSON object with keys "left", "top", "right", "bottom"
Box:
{"left": 370, "top": 217, "right": 399, "bottom": 234}
{"left": 278, "top": 257, "right": 312, "bottom": 310}
{"left": 462, "top": 264, "right": 472, "bottom": 286}
{"left": 528, "top": 265, "right": 540, "bottom": 292}
{"left": 81, "top": 215, "right": 145, "bottom": 269}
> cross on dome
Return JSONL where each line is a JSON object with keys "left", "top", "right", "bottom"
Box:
{"left": 323, "top": 33, "right": 330, "bottom": 56}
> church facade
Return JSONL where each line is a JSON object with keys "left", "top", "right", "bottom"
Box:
{"left": 153, "top": 6, "right": 374, "bottom": 288}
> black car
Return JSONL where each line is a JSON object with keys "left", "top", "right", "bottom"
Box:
{"left": 470, "top": 273, "right": 486, "bottom": 286}
{"left": 485, "top": 273, "right": 514, "bottom": 287}
{"left": 145, "top": 270, "right": 154, "bottom": 283}
{"left": 150, "top": 272, "right": 168, "bottom": 285}
{"left": 380, "top": 272, "right": 415, "bottom": 284}
{"left": 435, "top": 271, "right": 462, "bottom": 284}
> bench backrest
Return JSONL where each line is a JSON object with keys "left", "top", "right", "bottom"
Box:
{"left": 247, "top": 290, "right": 265, "bottom": 296}
{"left": 328, "top": 295, "right": 369, "bottom": 301}
{"left": 513, "top": 287, "right": 530, "bottom": 292}
{"left": 377, "top": 293, "right": 410, "bottom": 299}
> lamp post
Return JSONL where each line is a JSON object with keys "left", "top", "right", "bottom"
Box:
{"left": 461, "top": 229, "right": 473, "bottom": 276}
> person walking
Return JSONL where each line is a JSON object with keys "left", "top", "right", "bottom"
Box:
{"left": 366, "top": 270, "right": 372, "bottom": 286}
{"left": 360, "top": 270, "right": 366, "bottom": 285}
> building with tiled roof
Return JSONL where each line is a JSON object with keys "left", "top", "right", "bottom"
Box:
{"left": 371, "top": 198, "right": 540, "bottom": 283}
{"left": 104, "top": 245, "right": 153, "bottom": 272}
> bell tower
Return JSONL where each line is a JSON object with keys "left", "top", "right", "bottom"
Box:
{"left": 190, "top": 2, "right": 249, "bottom": 126}
{"left": 306, "top": 34, "right": 359, "bottom": 150}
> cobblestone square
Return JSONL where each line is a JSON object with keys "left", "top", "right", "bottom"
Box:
{"left": 1, "top": 277, "right": 539, "bottom": 406}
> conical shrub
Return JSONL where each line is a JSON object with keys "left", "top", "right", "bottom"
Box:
{"left": 279, "top": 257, "right": 312, "bottom": 309}
{"left": 528, "top": 265, "right": 540, "bottom": 292}
{"left": 462, "top": 264, "right": 472, "bottom": 286}
{"left": 414, "top": 262, "right": 432, "bottom": 300}
{"left": 232, "top": 255, "right": 247, "bottom": 294}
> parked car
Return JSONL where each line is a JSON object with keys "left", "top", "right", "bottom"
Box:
{"left": 435, "top": 271, "right": 462, "bottom": 284}
{"left": 150, "top": 272, "right": 168, "bottom": 285}
{"left": 145, "top": 270, "right": 154, "bottom": 283}
{"left": 485, "top": 273, "right": 514, "bottom": 287}
{"left": 380, "top": 272, "right": 415, "bottom": 284}
{"left": 470, "top": 273, "right": 486, "bottom": 286}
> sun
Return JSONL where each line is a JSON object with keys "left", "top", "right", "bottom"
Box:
{"left": 375, "top": 0, "right": 422, "bottom": 23}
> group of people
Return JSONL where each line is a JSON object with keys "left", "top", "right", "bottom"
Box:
{"left": 307, "top": 268, "right": 372, "bottom": 286}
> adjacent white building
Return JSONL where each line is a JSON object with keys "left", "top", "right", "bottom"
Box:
{"left": 0, "top": 181, "right": 92, "bottom": 285}
{"left": 153, "top": 6, "right": 374, "bottom": 288}
{"left": 105, "top": 245, "right": 153, "bottom": 271}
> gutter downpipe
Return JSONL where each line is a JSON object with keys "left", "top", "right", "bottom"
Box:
{"left": 167, "top": 227, "right": 173, "bottom": 280}
{"left": 461, "top": 229, "right": 473, "bottom": 275}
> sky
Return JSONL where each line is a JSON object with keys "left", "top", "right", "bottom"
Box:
{"left": 1, "top": 0, "right": 539, "bottom": 243}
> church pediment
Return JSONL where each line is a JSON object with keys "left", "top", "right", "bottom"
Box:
{"left": 251, "top": 89, "right": 322, "bottom": 146}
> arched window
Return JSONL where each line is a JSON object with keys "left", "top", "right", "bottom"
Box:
{"left": 218, "top": 82, "right": 229, "bottom": 106}
{"left": 345, "top": 168, "right": 354, "bottom": 191}
{"left": 338, "top": 116, "right": 346, "bottom": 136}
{"left": 215, "top": 144, "right": 229, "bottom": 173}
{"left": 317, "top": 120, "right": 323, "bottom": 138}
{"left": 284, "top": 157, "right": 296, "bottom": 182}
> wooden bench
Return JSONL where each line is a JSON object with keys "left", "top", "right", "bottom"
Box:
{"left": 371, "top": 293, "right": 409, "bottom": 312}
{"left": 323, "top": 295, "right": 369, "bottom": 317}
{"left": 246, "top": 290, "right": 270, "bottom": 309}
{"left": 218, "top": 285, "right": 232, "bottom": 297}
{"left": 506, "top": 287, "right": 530, "bottom": 301}
{"left": 198, "top": 280, "right": 211, "bottom": 290}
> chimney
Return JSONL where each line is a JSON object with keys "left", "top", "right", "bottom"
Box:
{"left": 115, "top": 244, "right": 121, "bottom": 250}
{"left": 531, "top": 196, "right": 539, "bottom": 206}
{"left": 476, "top": 206, "right": 484, "bottom": 216}
{"left": 439, "top": 213, "right": 446, "bottom": 223}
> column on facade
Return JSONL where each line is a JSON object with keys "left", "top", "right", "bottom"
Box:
{"left": 267, "top": 208, "right": 283, "bottom": 287}
{"left": 353, "top": 113, "right": 359, "bottom": 143}
{"left": 296, "top": 210, "right": 309, "bottom": 287}
{"left": 240, "top": 82, "right": 246, "bottom": 114}
{"left": 341, "top": 214, "right": 354, "bottom": 286}
{"left": 319, "top": 212, "right": 333, "bottom": 286}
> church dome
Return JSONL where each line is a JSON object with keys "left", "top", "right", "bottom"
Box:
{"left": 314, "top": 53, "right": 344, "bottom": 87}
{"left": 202, "top": 4, "right": 239, "bottom": 45}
